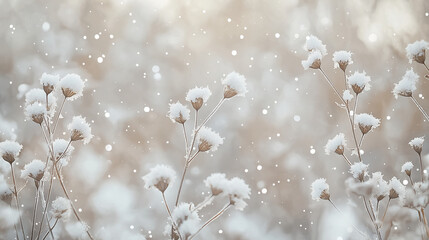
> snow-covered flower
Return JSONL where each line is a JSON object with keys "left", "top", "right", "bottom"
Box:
{"left": 355, "top": 113, "right": 380, "bottom": 134}
{"left": 369, "top": 172, "right": 389, "bottom": 201}
{"left": 324, "top": 133, "right": 346, "bottom": 155}
{"left": 305, "top": 35, "right": 327, "bottom": 56}
{"left": 348, "top": 71, "right": 371, "bottom": 94}
{"left": 311, "top": 178, "right": 330, "bottom": 201}
{"left": 60, "top": 74, "right": 85, "bottom": 101}
{"left": 0, "top": 140, "right": 23, "bottom": 164}
{"left": 342, "top": 90, "right": 354, "bottom": 102}
{"left": 25, "top": 88, "right": 48, "bottom": 105}
{"left": 393, "top": 68, "right": 419, "bottom": 98}
{"left": 53, "top": 139, "right": 75, "bottom": 164}
{"left": 204, "top": 173, "right": 229, "bottom": 196}
{"left": 25, "top": 102, "right": 46, "bottom": 124}
{"left": 0, "top": 176, "right": 13, "bottom": 204}
{"left": 196, "top": 126, "right": 224, "bottom": 153}
{"left": 40, "top": 73, "right": 59, "bottom": 95}
{"left": 349, "top": 162, "right": 368, "bottom": 181}
{"left": 168, "top": 101, "right": 190, "bottom": 124}
{"left": 142, "top": 165, "right": 176, "bottom": 192}
{"left": 401, "top": 162, "right": 414, "bottom": 177}
{"left": 406, "top": 40, "right": 428, "bottom": 64}
{"left": 222, "top": 72, "right": 247, "bottom": 98}
{"left": 333, "top": 51, "right": 353, "bottom": 71}
{"left": 227, "top": 177, "right": 251, "bottom": 210}
{"left": 21, "top": 159, "right": 45, "bottom": 183}
{"left": 51, "top": 197, "right": 71, "bottom": 219}
{"left": 409, "top": 136, "right": 424, "bottom": 154}
{"left": 68, "top": 116, "right": 93, "bottom": 144}
{"left": 24, "top": 88, "right": 57, "bottom": 118}
{"left": 185, "top": 87, "right": 211, "bottom": 110}
{"left": 389, "top": 177, "right": 405, "bottom": 199}
{"left": 172, "top": 202, "right": 200, "bottom": 238}
{"left": 301, "top": 51, "right": 322, "bottom": 70}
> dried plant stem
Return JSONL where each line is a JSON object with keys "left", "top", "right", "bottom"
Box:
{"left": 52, "top": 96, "right": 66, "bottom": 135}
{"left": 423, "top": 63, "right": 429, "bottom": 73}
{"left": 36, "top": 164, "right": 55, "bottom": 240}
{"left": 10, "top": 163, "right": 26, "bottom": 239}
{"left": 30, "top": 185, "right": 40, "bottom": 240}
{"left": 193, "top": 194, "right": 214, "bottom": 212}
{"left": 14, "top": 224, "right": 20, "bottom": 240}
{"left": 410, "top": 96, "right": 429, "bottom": 122}
{"left": 419, "top": 153, "right": 424, "bottom": 182}
{"left": 358, "top": 134, "right": 365, "bottom": 149}
{"left": 53, "top": 163, "right": 94, "bottom": 240}
{"left": 363, "top": 197, "right": 382, "bottom": 240}
{"left": 197, "top": 98, "right": 226, "bottom": 132}
{"left": 350, "top": 94, "right": 363, "bottom": 162}
{"left": 319, "top": 68, "right": 346, "bottom": 105}
{"left": 382, "top": 198, "right": 391, "bottom": 223}
{"left": 328, "top": 199, "right": 368, "bottom": 238}
{"left": 41, "top": 218, "right": 59, "bottom": 240}
{"left": 409, "top": 175, "right": 415, "bottom": 186}
{"left": 343, "top": 71, "right": 348, "bottom": 90}
{"left": 161, "top": 193, "right": 183, "bottom": 240}
{"left": 341, "top": 154, "right": 352, "bottom": 166}
{"left": 174, "top": 151, "right": 200, "bottom": 207}
{"left": 182, "top": 123, "right": 189, "bottom": 156}
{"left": 189, "top": 203, "right": 231, "bottom": 240}
{"left": 421, "top": 208, "right": 429, "bottom": 238}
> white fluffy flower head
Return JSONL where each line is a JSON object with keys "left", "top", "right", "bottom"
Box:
{"left": 333, "top": 51, "right": 353, "bottom": 71}
{"left": 302, "top": 51, "right": 322, "bottom": 70}
{"left": 40, "top": 73, "right": 59, "bottom": 94}
{"left": 142, "top": 164, "right": 176, "bottom": 192}
{"left": 51, "top": 197, "right": 71, "bottom": 219}
{"left": 25, "top": 102, "right": 46, "bottom": 125}
{"left": 401, "top": 162, "right": 414, "bottom": 175}
{"left": 204, "top": 173, "right": 229, "bottom": 196}
{"left": 409, "top": 136, "right": 424, "bottom": 154}
{"left": 348, "top": 71, "right": 371, "bottom": 94}
{"left": 21, "top": 159, "right": 45, "bottom": 182}
{"left": 60, "top": 74, "right": 85, "bottom": 101}
{"left": 222, "top": 72, "right": 248, "bottom": 98}
{"left": 197, "top": 126, "right": 224, "bottom": 153}
{"left": 349, "top": 162, "right": 369, "bottom": 181}
{"left": 355, "top": 113, "right": 380, "bottom": 134}
{"left": 53, "top": 138, "right": 75, "bottom": 165}
{"left": 185, "top": 87, "right": 211, "bottom": 110}
{"left": 325, "top": 133, "right": 346, "bottom": 155}
{"left": 342, "top": 90, "right": 354, "bottom": 102}
{"left": 68, "top": 116, "right": 93, "bottom": 144}
{"left": 0, "top": 140, "right": 23, "bottom": 164}
{"left": 172, "top": 202, "right": 200, "bottom": 237}
{"left": 406, "top": 40, "right": 428, "bottom": 64}
{"left": 311, "top": 178, "right": 330, "bottom": 201}
{"left": 393, "top": 68, "right": 419, "bottom": 98}
{"left": 227, "top": 177, "right": 251, "bottom": 210}
{"left": 370, "top": 172, "right": 389, "bottom": 200}
{"left": 305, "top": 35, "right": 327, "bottom": 56}
{"left": 168, "top": 101, "right": 190, "bottom": 124}
{"left": 389, "top": 177, "right": 405, "bottom": 199}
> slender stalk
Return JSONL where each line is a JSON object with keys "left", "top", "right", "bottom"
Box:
{"left": 341, "top": 154, "right": 352, "bottom": 166}
{"left": 54, "top": 163, "right": 94, "bottom": 240}
{"left": 363, "top": 197, "right": 375, "bottom": 222}
{"left": 189, "top": 203, "right": 231, "bottom": 240}
{"left": 175, "top": 162, "right": 189, "bottom": 207}
{"left": 52, "top": 97, "right": 66, "bottom": 135}
{"left": 358, "top": 134, "right": 365, "bottom": 149}
{"left": 351, "top": 94, "right": 363, "bottom": 162}
{"left": 197, "top": 98, "right": 226, "bottom": 132}
{"left": 30, "top": 184, "right": 40, "bottom": 240}
{"left": 187, "top": 151, "right": 200, "bottom": 165}
{"left": 36, "top": 164, "right": 55, "bottom": 240}
{"left": 10, "top": 164, "right": 26, "bottom": 239}
{"left": 187, "top": 110, "right": 199, "bottom": 160}
{"left": 411, "top": 96, "right": 429, "bottom": 122}
{"left": 162, "top": 193, "right": 183, "bottom": 240}
{"left": 409, "top": 175, "right": 415, "bottom": 186}
{"left": 14, "top": 224, "right": 20, "bottom": 240}
{"left": 328, "top": 199, "right": 368, "bottom": 238}
{"left": 192, "top": 194, "right": 214, "bottom": 212}
{"left": 319, "top": 68, "right": 346, "bottom": 105}
{"left": 365, "top": 196, "right": 382, "bottom": 240}
{"left": 421, "top": 208, "right": 429, "bottom": 238}
{"left": 41, "top": 218, "right": 59, "bottom": 240}
{"left": 382, "top": 198, "right": 391, "bottom": 223}
{"left": 343, "top": 71, "right": 348, "bottom": 90}
{"left": 419, "top": 153, "right": 425, "bottom": 182}
{"left": 182, "top": 123, "right": 189, "bottom": 157}
{"left": 423, "top": 63, "right": 429, "bottom": 73}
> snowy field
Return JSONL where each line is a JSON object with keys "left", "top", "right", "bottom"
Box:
{"left": 0, "top": 0, "right": 429, "bottom": 239}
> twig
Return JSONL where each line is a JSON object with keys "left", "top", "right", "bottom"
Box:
{"left": 328, "top": 199, "right": 368, "bottom": 238}
{"left": 411, "top": 96, "right": 429, "bottom": 122}
{"left": 189, "top": 203, "right": 231, "bottom": 240}
{"left": 382, "top": 198, "right": 391, "bottom": 223}
{"left": 341, "top": 154, "right": 352, "bottom": 166}
{"left": 41, "top": 218, "right": 59, "bottom": 240}
{"left": 192, "top": 194, "right": 214, "bottom": 212}
{"left": 197, "top": 98, "right": 226, "bottom": 132}
{"left": 162, "top": 193, "right": 183, "bottom": 240}
{"left": 418, "top": 153, "right": 425, "bottom": 182}
{"left": 10, "top": 163, "right": 26, "bottom": 239}
{"left": 30, "top": 184, "right": 40, "bottom": 240}
{"left": 52, "top": 97, "right": 66, "bottom": 135}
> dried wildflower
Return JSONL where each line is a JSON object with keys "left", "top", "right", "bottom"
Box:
{"left": 227, "top": 177, "right": 251, "bottom": 210}
{"left": 349, "top": 162, "right": 368, "bottom": 182}
{"left": 142, "top": 165, "right": 176, "bottom": 193}
{"left": 324, "top": 133, "right": 346, "bottom": 155}
{"left": 389, "top": 177, "right": 405, "bottom": 199}
{"left": 369, "top": 172, "right": 389, "bottom": 202}
{"left": 406, "top": 40, "right": 428, "bottom": 64}
{"left": 301, "top": 51, "right": 322, "bottom": 70}
{"left": 311, "top": 178, "right": 330, "bottom": 201}
{"left": 222, "top": 72, "right": 247, "bottom": 98}
{"left": 40, "top": 73, "right": 59, "bottom": 95}
{"left": 0, "top": 140, "right": 23, "bottom": 164}
{"left": 348, "top": 71, "right": 371, "bottom": 94}
{"left": 354, "top": 113, "right": 380, "bottom": 134}
{"left": 342, "top": 90, "right": 354, "bottom": 103}
{"left": 401, "top": 162, "right": 414, "bottom": 177}
{"left": 172, "top": 202, "right": 200, "bottom": 238}
{"left": 21, "top": 159, "right": 45, "bottom": 183}
{"left": 168, "top": 101, "right": 190, "bottom": 124}
{"left": 204, "top": 173, "right": 229, "bottom": 196}
{"left": 333, "top": 51, "right": 353, "bottom": 71}
{"left": 196, "top": 126, "right": 224, "bottom": 152}
{"left": 60, "top": 74, "right": 85, "bottom": 101}
{"left": 305, "top": 35, "right": 327, "bottom": 56}
{"left": 185, "top": 87, "right": 211, "bottom": 111}
{"left": 25, "top": 102, "right": 46, "bottom": 124}
{"left": 53, "top": 139, "right": 75, "bottom": 166}
{"left": 393, "top": 68, "right": 419, "bottom": 98}
{"left": 409, "top": 136, "right": 424, "bottom": 155}
{"left": 68, "top": 116, "right": 93, "bottom": 144}
{"left": 51, "top": 197, "right": 71, "bottom": 219}
{"left": 25, "top": 88, "right": 57, "bottom": 116}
